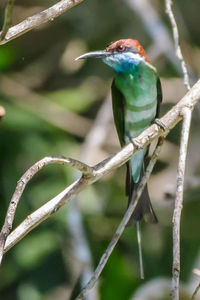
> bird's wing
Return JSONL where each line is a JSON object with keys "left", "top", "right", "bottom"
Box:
{"left": 156, "top": 76, "right": 162, "bottom": 117}
{"left": 111, "top": 79, "right": 125, "bottom": 146}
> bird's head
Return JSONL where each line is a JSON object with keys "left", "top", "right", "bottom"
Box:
{"left": 76, "top": 39, "right": 152, "bottom": 72}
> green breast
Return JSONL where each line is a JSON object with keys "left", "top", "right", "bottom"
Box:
{"left": 115, "top": 61, "right": 158, "bottom": 182}
{"left": 115, "top": 61, "right": 157, "bottom": 136}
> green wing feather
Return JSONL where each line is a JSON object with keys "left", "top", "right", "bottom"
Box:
{"left": 111, "top": 80, "right": 125, "bottom": 147}
{"left": 156, "top": 76, "right": 162, "bottom": 117}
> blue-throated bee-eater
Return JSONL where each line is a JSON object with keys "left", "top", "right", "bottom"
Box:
{"left": 76, "top": 39, "right": 162, "bottom": 277}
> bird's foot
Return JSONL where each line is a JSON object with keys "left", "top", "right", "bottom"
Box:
{"left": 130, "top": 138, "right": 143, "bottom": 150}
{"left": 126, "top": 132, "right": 143, "bottom": 150}
{"left": 153, "top": 118, "right": 166, "bottom": 131}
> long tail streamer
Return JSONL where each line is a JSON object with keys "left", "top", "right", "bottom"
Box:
{"left": 136, "top": 221, "right": 144, "bottom": 279}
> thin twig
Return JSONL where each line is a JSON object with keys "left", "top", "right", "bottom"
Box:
{"left": 0, "top": 0, "right": 84, "bottom": 45}
{"left": 125, "top": 0, "right": 181, "bottom": 73}
{"left": 1, "top": 80, "right": 200, "bottom": 262}
{"left": 76, "top": 138, "right": 164, "bottom": 300}
{"left": 191, "top": 269, "right": 200, "bottom": 299}
{"left": 0, "top": 0, "right": 15, "bottom": 41}
{"left": 172, "top": 108, "right": 192, "bottom": 300}
{"left": 165, "top": 0, "right": 191, "bottom": 90}
{"left": 165, "top": 1, "right": 192, "bottom": 299}
{"left": 0, "top": 156, "right": 93, "bottom": 265}
{"left": 191, "top": 282, "right": 200, "bottom": 300}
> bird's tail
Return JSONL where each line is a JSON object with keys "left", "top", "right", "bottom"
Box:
{"left": 126, "top": 163, "right": 158, "bottom": 225}
{"left": 125, "top": 163, "right": 157, "bottom": 279}
{"left": 136, "top": 221, "right": 144, "bottom": 279}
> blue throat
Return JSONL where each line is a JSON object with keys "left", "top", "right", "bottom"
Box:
{"left": 103, "top": 52, "right": 143, "bottom": 72}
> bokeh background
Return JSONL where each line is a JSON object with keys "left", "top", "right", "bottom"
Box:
{"left": 0, "top": 0, "right": 200, "bottom": 299}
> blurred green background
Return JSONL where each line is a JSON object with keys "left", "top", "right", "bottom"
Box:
{"left": 0, "top": 0, "right": 200, "bottom": 299}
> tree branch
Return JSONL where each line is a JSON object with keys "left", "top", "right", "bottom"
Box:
{"left": 1, "top": 80, "right": 200, "bottom": 266}
{"left": 165, "top": 1, "right": 192, "bottom": 299}
{"left": 191, "top": 269, "right": 200, "bottom": 300}
{"left": 0, "top": 156, "right": 93, "bottom": 265}
{"left": 171, "top": 108, "right": 192, "bottom": 300}
{"left": 125, "top": 0, "right": 182, "bottom": 73}
{"left": 192, "top": 282, "right": 200, "bottom": 300}
{"left": 0, "top": 0, "right": 15, "bottom": 41}
{"left": 0, "top": 0, "right": 84, "bottom": 45}
{"left": 165, "top": 0, "right": 191, "bottom": 90}
{"left": 76, "top": 137, "right": 164, "bottom": 300}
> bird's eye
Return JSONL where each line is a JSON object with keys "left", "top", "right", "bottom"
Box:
{"left": 117, "top": 45, "right": 125, "bottom": 52}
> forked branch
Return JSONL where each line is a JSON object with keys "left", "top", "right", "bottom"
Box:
{"left": 0, "top": 80, "right": 200, "bottom": 267}
{"left": 0, "top": 156, "right": 93, "bottom": 265}
{"left": 165, "top": 1, "right": 192, "bottom": 299}
{"left": 76, "top": 137, "right": 164, "bottom": 300}
{"left": 0, "top": 0, "right": 15, "bottom": 41}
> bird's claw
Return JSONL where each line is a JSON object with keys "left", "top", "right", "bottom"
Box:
{"left": 153, "top": 118, "right": 166, "bottom": 131}
{"left": 130, "top": 139, "right": 143, "bottom": 150}
{"left": 126, "top": 132, "right": 143, "bottom": 150}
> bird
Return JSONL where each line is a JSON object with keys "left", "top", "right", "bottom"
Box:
{"left": 76, "top": 39, "right": 162, "bottom": 278}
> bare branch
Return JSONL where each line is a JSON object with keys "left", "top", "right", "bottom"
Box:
{"left": 0, "top": 0, "right": 15, "bottom": 41}
{"left": 172, "top": 108, "right": 192, "bottom": 300}
{"left": 0, "top": 0, "right": 84, "bottom": 45}
{"left": 76, "top": 137, "right": 164, "bottom": 300}
{"left": 191, "top": 269, "right": 200, "bottom": 299}
{"left": 192, "top": 282, "right": 200, "bottom": 300}
{"left": 0, "top": 156, "right": 93, "bottom": 265}
{"left": 124, "top": 0, "right": 182, "bottom": 73}
{"left": 165, "top": 0, "right": 191, "bottom": 90}
{"left": 1, "top": 79, "right": 200, "bottom": 263}
{"left": 165, "top": 1, "right": 193, "bottom": 299}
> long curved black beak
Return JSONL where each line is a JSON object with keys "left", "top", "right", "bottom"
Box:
{"left": 75, "top": 50, "right": 109, "bottom": 60}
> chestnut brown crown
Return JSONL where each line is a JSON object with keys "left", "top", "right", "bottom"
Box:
{"left": 105, "top": 39, "right": 151, "bottom": 64}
